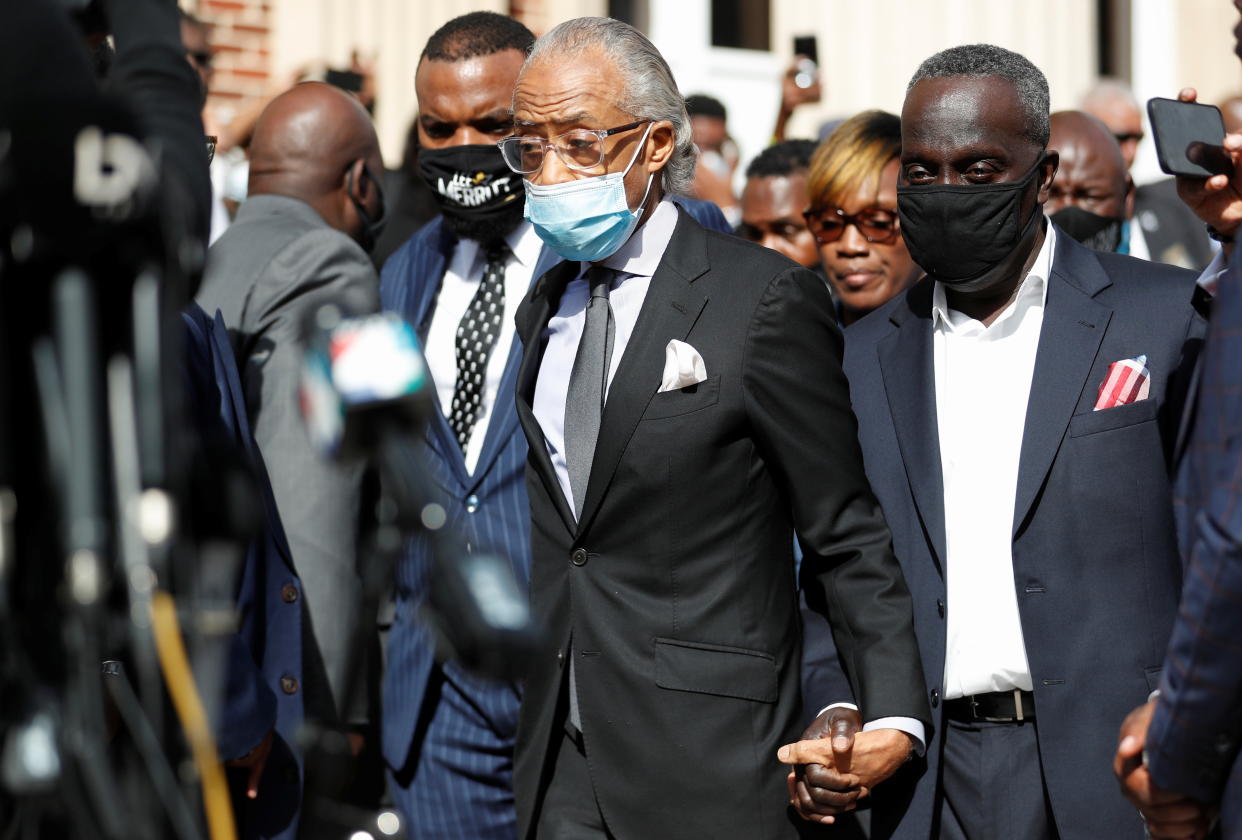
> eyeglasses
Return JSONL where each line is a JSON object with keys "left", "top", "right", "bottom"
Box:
{"left": 735, "top": 220, "right": 810, "bottom": 244}
{"left": 802, "top": 206, "right": 900, "bottom": 245}
{"left": 497, "top": 120, "right": 649, "bottom": 174}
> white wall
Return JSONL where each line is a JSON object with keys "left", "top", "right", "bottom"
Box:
{"left": 265, "top": 0, "right": 1242, "bottom": 175}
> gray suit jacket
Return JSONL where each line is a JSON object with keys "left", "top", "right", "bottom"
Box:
{"left": 197, "top": 194, "right": 379, "bottom": 723}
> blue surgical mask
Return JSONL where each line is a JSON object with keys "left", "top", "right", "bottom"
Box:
{"left": 523, "top": 124, "right": 655, "bottom": 262}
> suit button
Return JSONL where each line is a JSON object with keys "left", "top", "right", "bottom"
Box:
{"left": 930, "top": 688, "right": 940, "bottom": 707}
{"left": 281, "top": 584, "right": 299, "bottom": 604}
{"left": 465, "top": 494, "right": 480, "bottom": 514}
{"left": 557, "top": 650, "right": 565, "bottom": 668}
{"left": 571, "top": 548, "right": 588, "bottom": 566}
{"left": 937, "top": 599, "right": 945, "bottom": 618}
{"left": 280, "top": 676, "right": 299, "bottom": 695}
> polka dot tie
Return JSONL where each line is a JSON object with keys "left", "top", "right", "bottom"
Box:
{"left": 449, "top": 241, "right": 510, "bottom": 454}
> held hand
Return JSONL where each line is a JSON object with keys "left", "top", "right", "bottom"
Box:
{"left": 780, "top": 730, "right": 914, "bottom": 822}
{"left": 1174, "top": 88, "right": 1242, "bottom": 250}
{"left": 226, "top": 729, "right": 274, "bottom": 800}
{"left": 780, "top": 707, "right": 863, "bottom": 823}
{"left": 1113, "top": 700, "right": 1213, "bottom": 840}
{"left": 780, "top": 57, "right": 823, "bottom": 114}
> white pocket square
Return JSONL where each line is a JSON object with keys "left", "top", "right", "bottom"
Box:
{"left": 659, "top": 339, "right": 707, "bottom": 393}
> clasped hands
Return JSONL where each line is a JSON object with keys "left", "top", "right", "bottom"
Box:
{"left": 777, "top": 707, "right": 913, "bottom": 825}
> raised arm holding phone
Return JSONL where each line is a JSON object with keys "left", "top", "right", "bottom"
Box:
{"left": 1112, "top": 5, "right": 1242, "bottom": 837}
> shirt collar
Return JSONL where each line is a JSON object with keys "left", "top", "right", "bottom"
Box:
{"left": 932, "top": 220, "right": 1056, "bottom": 332}
{"left": 582, "top": 198, "right": 679, "bottom": 279}
{"left": 506, "top": 220, "right": 543, "bottom": 269}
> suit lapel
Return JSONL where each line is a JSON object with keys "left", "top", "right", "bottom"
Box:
{"left": 1012, "top": 233, "right": 1112, "bottom": 537}
{"left": 575, "top": 212, "right": 709, "bottom": 536}
{"left": 515, "top": 259, "right": 579, "bottom": 533}
{"left": 470, "top": 247, "right": 563, "bottom": 490}
{"left": 408, "top": 223, "right": 471, "bottom": 488}
{"left": 877, "top": 281, "right": 947, "bottom": 572}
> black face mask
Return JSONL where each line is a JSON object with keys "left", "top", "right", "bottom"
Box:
{"left": 349, "top": 165, "right": 388, "bottom": 253}
{"left": 1049, "top": 205, "right": 1124, "bottom": 253}
{"left": 897, "top": 156, "right": 1046, "bottom": 285}
{"left": 417, "top": 144, "right": 524, "bottom": 244}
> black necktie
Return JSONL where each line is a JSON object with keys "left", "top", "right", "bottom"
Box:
{"left": 449, "top": 241, "right": 509, "bottom": 455}
{"left": 563, "top": 266, "right": 615, "bottom": 518}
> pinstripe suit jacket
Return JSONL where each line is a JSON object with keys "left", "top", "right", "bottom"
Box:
{"left": 378, "top": 218, "right": 557, "bottom": 770}
{"left": 1148, "top": 251, "right": 1242, "bottom": 834}
{"left": 379, "top": 200, "right": 732, "bottom": 772}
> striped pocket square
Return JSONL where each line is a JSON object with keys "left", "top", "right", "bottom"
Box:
{"left": 1094, "top": 354, "right": 1150, "bottom": 411}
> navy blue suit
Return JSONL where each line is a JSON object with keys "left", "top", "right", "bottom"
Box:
{"left": 841, "top": 230, "right": 1204, "bottom": 840}
{"left": 379, "top": 199, "right": 730, "bottom": 837}
{"left": 1147, "top": 252, "right": 1242, "bottom": 836}
{"left": 182, "top": 304, "right": 304, "bottom": 840}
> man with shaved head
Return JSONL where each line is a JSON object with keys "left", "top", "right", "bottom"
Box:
{"left": 1046, "top": 110, "right": 1136, "bottom": 255}
{"left": 197, "top": 81, "right": 385, "bottom": 802}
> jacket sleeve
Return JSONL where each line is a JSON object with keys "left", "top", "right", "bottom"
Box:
{"left": 741, "top": 265, "right": 929, "bottom": 725}
{"left": 1146, "top": 278, "right": 1242, "bottom": 801}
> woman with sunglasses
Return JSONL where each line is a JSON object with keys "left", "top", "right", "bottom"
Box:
{"left": 804, "top": 110, "right": 922, "bottom": 326}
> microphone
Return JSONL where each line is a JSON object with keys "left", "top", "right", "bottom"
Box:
{"left": 299, "top": 303, "right": 538, "bottom": 681}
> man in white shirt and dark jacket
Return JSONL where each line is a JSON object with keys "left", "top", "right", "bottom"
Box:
{"left": 793, "top": 44, "right": 1207, "bottom": 840}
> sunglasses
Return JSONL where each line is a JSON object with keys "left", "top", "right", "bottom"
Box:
{"left": 802, "top": 206, "right": 901, "bottom": 245}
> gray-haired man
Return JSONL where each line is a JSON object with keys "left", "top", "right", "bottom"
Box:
{"left": 788, "top": 44, "right": 1205, "bottom": 840}
{"left": 505, "top": 16, "right": 928, "bottom": 838}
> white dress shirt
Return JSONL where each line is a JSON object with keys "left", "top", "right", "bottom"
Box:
{"left": 531, "top": 198, "right": 676, "bottom": 507}
{"left": 934, "top": 223, "right": 1057, "bottom": 700}
{"left": 426, "top": 221, "right": 544, "bottom": 473}
{"left": 1128, "top": 218, "right": 1151, "bottom": 262}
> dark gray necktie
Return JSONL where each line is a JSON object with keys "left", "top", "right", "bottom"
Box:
{"left": 449, "top": 241, "right": 509, "bottom": 455}
{"left": 563, "top": 266, "right": 614, "bottom": 734}
{"left": 563, "top": 266, "right": 615, "bottom": 518}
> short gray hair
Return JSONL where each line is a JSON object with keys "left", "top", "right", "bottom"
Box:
{"left": 907, "top": 44, "right": 1050, "bottom": 147}
{"left": 521, "top": 17, "right": 697, "bottom": 195}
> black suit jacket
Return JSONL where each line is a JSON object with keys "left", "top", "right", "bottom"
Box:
{"left": 843, "top": 229, "right": 1206, "bottom": 840}
{"left": 512, "top": 210, "right": 929, "bottom": 839}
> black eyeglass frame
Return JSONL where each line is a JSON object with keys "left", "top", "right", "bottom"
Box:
{"left": 497, "top": 120, "right": 649, "bottom": 175}
{"left": 802, "top": 205, "right": 901, "bottom": 245}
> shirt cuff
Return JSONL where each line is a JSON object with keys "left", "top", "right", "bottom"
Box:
{"left": 1197, "top": 250, "right": 1227, "bottom": 291}
{"left": 815, "top": 703, "right": 926, "bottom": 757}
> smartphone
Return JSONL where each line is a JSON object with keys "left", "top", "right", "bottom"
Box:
{"left": 1147, "top": 97, "right": 1231, "bottom": 178}
{"left": 793, "top": 35, "right": 819, "bottom": 65}
{"left": 792, "top": 35, "right": 819, "bottom": 89}
{"left": 325, "top": 68, "right": 365, "bottom": 94}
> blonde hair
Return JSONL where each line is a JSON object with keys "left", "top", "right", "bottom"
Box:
{"left": 807, "top": 110, "right": 901, "bottom": 210}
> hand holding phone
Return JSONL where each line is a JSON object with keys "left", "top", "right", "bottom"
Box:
{"left": 1164, "top": 88, "right": 1242, "bottom": 247}
{"left": 1148, "top": 97, "right": 1231, "bottom": 178}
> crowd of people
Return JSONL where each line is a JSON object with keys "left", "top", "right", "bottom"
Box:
{"left": 14, "top": 2, "right": 1242, "bottom": 838}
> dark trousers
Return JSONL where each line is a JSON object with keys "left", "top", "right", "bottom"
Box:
{"left": 938, "top": 718, "right": 1059, "bottom": 840}
{"left": 534, "top": 727, "right": 613, "bottom": 839}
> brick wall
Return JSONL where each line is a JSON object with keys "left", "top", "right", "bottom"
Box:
{"left": 185, "top": 0, "right": 273, "bottom": 121}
